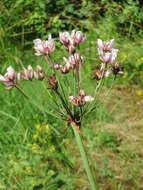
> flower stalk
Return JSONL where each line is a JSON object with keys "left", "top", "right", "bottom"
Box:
{"left": 71, "top": 122, "right": 97, "bottom": 190}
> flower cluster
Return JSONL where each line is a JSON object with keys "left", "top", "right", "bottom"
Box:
{"left": 0, "top": 65, "right": 44, "bottom": 89}
{"left": 54, "top": 31, "right": 85, "bottom": 75}
{"left": 21, "top": 65, "right": 44, "bottom": 81}
{"left": 0, "top": 30, "right": 123, "bottom": 128}
{"left": 94, "top": 39, "right": 123, "bottom": 80}
{"left": 59, "top": 30, "right": 85, "bottom": 54}
{"left": 54, "top": 53, "right": 84, "bottom": 74}
{"left": 69, "top": 90, "right": 93, "bottom": 106}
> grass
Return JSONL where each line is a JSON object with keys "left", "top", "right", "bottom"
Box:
{"left": 69, "top": 85, "right": 143, "bottom": 190}
{"left": 0, "top": 29, "right": 143, "bottom": 189}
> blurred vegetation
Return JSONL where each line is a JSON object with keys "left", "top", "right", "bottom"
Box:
{"left": 0, "top": 0, "right": 143, "bottom": 83}
{"left": 1, "top": 0, "right": 143, "bottom": 39}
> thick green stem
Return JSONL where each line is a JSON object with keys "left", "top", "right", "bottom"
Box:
{"left": 71, "top": 123, "right": 97, "bottom": 190}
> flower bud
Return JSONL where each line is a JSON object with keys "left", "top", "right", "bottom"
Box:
{"left": 21, "top": 65, "right": 34, "bottom": 81}
{"left": 92, "top": 69, "right": 103, "bottom": 80}
{"left": 97, "top": 39, "right": 114, "bottom": 52}
{"left": 0, "top": 66, "right": 19, "bottom": 89}
{"left": 72, "top": 30, "right": 85, "bottom": 45}
{"left": 111, "top": 63, "right": 124, "bottom": 76}
{"left": 54, "top": 58, "right": 71, "bottom": 74}
{"left": 34, "top": 65, "right": 44, "bottom": 80}
{"left": 59, "top": 32, "right": 70, "bottom": 45}
{"left": 6, "top": 66, "right": 17, "bottom": 81}
{"left": 69, "top": 53, "right": 83, "bottom": 66}
{"left": 47, "top": 74, "right": 58, "bottom": 90}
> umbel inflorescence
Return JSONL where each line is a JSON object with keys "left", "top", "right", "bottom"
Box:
{"left": 0, "top": 30, "right": 123, "bottom": 128}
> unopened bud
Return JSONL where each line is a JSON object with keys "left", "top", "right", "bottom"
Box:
{"left": 72, "top": 30, "right": 85, "bottom": 45}
{"left": 47, "top": 74, "right": 58, "bottom": 90}
{"left": 21, "top": 65, "right": 34, "bottom": 81}
{"left": 34, "top": 65, "right": 44, "bottom": 80}
{"left": 0, "top": 66, "right": 19, "bottom": 89}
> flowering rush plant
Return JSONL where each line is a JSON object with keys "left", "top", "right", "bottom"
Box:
{"left": 0, "top": 30, "right": 123, "bottom": 190}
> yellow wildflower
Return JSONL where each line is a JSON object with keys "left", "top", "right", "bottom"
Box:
{"left": 45, "top": 124, "right": 50, "bottom": 134}
{"left": 136, "top": 90, "right": 142, "bottom": 97}
{"left": 36, "top": 124, "right": 42, "bottom": 132}
{"left": 49, "top": 145, "right": 55, "bottom": 153}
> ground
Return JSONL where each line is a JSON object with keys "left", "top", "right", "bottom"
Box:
{"left": 67, "top": 86, "right": 143, "bottom": 190}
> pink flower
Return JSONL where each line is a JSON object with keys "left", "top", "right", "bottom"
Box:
{"left": 21, "top": 65, "right": 34, "bottom": 81}
{"left": 97, "top": 39, "right": 114, "bottom": 51}
{"left": 0, "top": 66, "right": 20, "bottom": 89}
{"left": 99, "top": 51, "right": 112, "bottom": 64}
{"left": 98, "top": 48, "right": 118, "bottom": 64}
{"left": 59, "top": 30, "right": 85, "bottom": 53}
{"left": 59, "top": 31, "right": 75, "bottom": 53}
{"left": 59, "top": 32, "right": 70, "bottom": 43}
{"left": 33, "top": 35, "right": 55, "bottom": 56}
{"left": 59, "top": 32, "right": 71, "bottom": 47}
{"left": 71, "top": 30, "right": 85, "bottom": 45}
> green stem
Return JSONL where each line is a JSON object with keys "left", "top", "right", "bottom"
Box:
{"left": 71, "top": 123, "right": 97, "bottom": 190}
